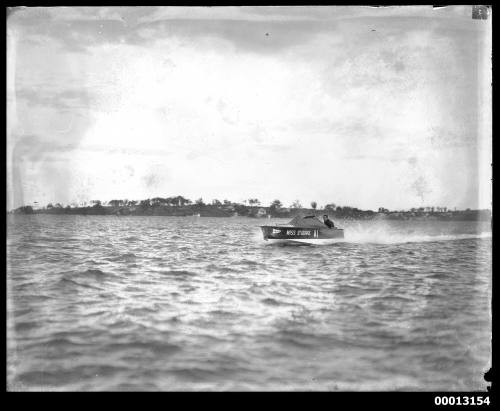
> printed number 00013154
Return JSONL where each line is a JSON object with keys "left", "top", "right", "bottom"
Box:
{"left": 434, "top": 396, "right": 490, "bottom": 406}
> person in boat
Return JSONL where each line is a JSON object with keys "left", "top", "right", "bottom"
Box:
{"left": 323, "top": 214, "right": 335, "bottom": 229}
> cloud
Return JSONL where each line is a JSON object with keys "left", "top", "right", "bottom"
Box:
{"left": 11, "top": 134, "right": 79, "bottom": 164}
{"left": 6, "top": 6, "right": 491, "bottom": 210}
{"left": 142, "top": 165, "right": 170, "bottom": 190}
{"left": 8, "top": 8, "right": 148, "bottom": 53}
{"left": 15, "top": 87, "right": 91, "bottom": 110}
{"left": 9, "top": 7, "right": 340, "bottom": 55}
{"left": 136, "top": 5, "right": 473, "bottom": 24}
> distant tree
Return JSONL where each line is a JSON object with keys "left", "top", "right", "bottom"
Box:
{"left": 195, "top": 198, "right": 205, "bottom": 206}
{"left": 233, "top": 203, "right": 250, "bottom": 216}
{"left": 47, "top": 203, "right": 54, "bottom": 209}
{"left": 270, "top": 199, "right": 282, "bottom": 209}
{"left": 55, "top": 203, "right": 63, "bottom": 208}
{"left": 139, "top": 199, "right": 150, "bottom": 209}
{"left": 109, "top": 200, "right": 121, "bottom": 207}
{"left": 151, "top": 197, "right": 167, "bottom": 207}
{"left": 342, "top": 206, "right": 354, "bottom": 215}
{"left": 171, "top": 195, "right": 190, "bottom": 206}
{"left": 16, "top": 206, "right": 33, "bottom": 214}
{"left": 212, "top": 199, "right": 222, "bottom": 206}
{"left": 336, "top": 206, "right": 343, "bottom": 212}
{"left": 90, "top": 200, "right": 101, "bottom": 207}
{"left": 325, "top": 203, "right": 336, "bottom": 212}
{"left": 310, "top": 201, "right": 317, "bottom": 210}
{"left": 127, "top": 200, "right": 137, "bottom": 207}
{"left": 172, "top": 196, "right": 182, "bottom": 206}
{"left": 291, "top": 200, "right": 302, "bottom": 209}
{"left": 248, "top": 199, "right": 260, "bottom": 206}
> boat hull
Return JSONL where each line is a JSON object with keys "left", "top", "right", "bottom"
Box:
{"left": 260, "top": 225, "right": 344, "bottom": 244}
{"left": 263, "top": 238, "right": 343, "bottom": 245}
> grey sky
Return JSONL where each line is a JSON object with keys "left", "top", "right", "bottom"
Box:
{"left": 7, "top": 6, "right": 492, "bottom": 210}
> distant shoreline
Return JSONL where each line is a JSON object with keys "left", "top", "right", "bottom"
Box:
{"left": 8, "top": 204, "right": 492, "bottom": 221}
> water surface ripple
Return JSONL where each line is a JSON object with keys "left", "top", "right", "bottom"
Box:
{"left": 7, "top": 215, "right": 491, "bottom": 391}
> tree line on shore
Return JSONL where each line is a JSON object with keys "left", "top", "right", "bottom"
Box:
{"left": 9, "top": 196, "right": 492, "bottom": 221}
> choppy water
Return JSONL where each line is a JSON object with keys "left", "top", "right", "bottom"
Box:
{"left": 7, "top": 215, "right": 492, "bottom": 391}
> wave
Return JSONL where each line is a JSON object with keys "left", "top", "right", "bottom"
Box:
{"left": 160, "top": 269, "right": 196, "bottom": 277}
{"left": 344, "top": 230, "right": 491, "bottom": 244}
{"left": 56, "top": 269, "right": 113, "bottom": 289}
{"left": 14, "top": 320, "right": 39, "bottom": 332}
{"left": 336, "top": 221, "right": 492, "bottom": 244}
{"left": 255, "top": 220, "right": 491, "bottom": 245}
{"left": 105, "top": 253, "right": 137, "bottom": 262}
{"left": 233, "top": 259, "right": 261, "bottom": 266}
{"left": 81, "top": 268, "right": 108, "bottom": 276}
{"left": 104, "top": 341, "right": 182, "bottom": 356}
{"left": 208, "top": 309, "right": 238, "bottom": 318}
{"left": 258, "top": 233, "right": 491, "bottom": 246}
{"left": 261, "top": 297, "right": 282, "bottom": 306}
{"left": 37, "top": 236, "right": 80, "bottom": 243}
{"left": 58, "top": 277, "right": 102, "bottom": 290}
{"left": 206, "top": 264, "right": 241, "bottom": 273}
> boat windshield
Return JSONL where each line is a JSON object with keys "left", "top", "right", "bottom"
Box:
{"left": 287, "top": 214, "right": 325, "bottom": 228}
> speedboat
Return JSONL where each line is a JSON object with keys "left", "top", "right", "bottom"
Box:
{"left": 260, "top": 214, "right": 344, "bottom": 245}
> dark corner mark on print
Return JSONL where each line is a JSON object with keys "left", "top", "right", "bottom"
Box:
{"left": 484, "top": 367, "right": 493, "bottom": 392}
{"left": 472, "top": 5, "right": 490, "bottom": 20}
